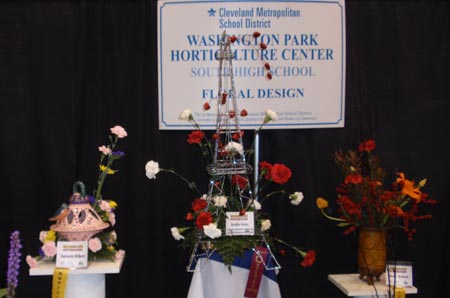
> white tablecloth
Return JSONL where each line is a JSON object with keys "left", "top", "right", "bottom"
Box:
{"left": 187, "top": 250, "right": 282, "bottom": 298}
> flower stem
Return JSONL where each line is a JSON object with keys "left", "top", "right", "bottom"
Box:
{"left": 161, "top": 169, "right": 202, "bottom": 195}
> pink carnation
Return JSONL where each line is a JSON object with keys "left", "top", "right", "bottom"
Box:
{"left": 114, "top": 249, "right": 125, "bottom": 261}
{"left": 98, "top": 145, "right": 112, "bottom": 155}
{"left": 26, "top": 255, "right": 38, "bottom": 268}
{"left": 99, "top": 200, "right": 112, "bottom": 212}
{"left": 42, "top": 241, "right": 57, "bottom": 257}
{"left": 88, "top": 237, "right": 102, "bottom": 253}
{"left": 109, "top": 212, "right": 116, "bottom": 226}
{"left": 110, "top": 125, "right": 127, "bottom": 138}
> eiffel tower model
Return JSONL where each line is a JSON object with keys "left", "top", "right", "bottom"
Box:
{"left": 186, "top": 31, "right": 280, "bottom": 272}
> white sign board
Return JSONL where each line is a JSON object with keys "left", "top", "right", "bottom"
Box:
{"left": 225, "top": 211, "right": 255, "bottom": 235}
{"left": 56, "top": 241, "right": 88, "bottom": 269}
{"left": 158, "top": 0, "right": 346, "bottom": 130}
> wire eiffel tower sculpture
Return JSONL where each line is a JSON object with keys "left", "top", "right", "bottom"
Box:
{"left": 186, "top": 31, "right": 281, "bottom": 272}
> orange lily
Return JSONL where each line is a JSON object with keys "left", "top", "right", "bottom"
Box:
{"left": 397, "top": 172, "right": 421, "bottom": 202}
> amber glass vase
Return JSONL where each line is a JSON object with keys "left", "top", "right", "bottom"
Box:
{"left": 357, "top": 227, "right": 387, "bottom": 285}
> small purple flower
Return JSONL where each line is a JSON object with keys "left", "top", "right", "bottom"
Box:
{"left": 112, "top": 151, "right": 125, "bottom": 157}
{"left": 7, "top": 230, "right": 22, "bottom": 297}
{"left": 88, "top": 195, "right": 96, "bottom": 205}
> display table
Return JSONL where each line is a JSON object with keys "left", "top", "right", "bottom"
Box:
{"left": 328, "top": 273, "right": 417, "bottom": 298}
{"left": 187, "top": 250, "right": 281, "bottom": 298}
{"left": 29, "top": 255, "right": 125, "bottom": 298}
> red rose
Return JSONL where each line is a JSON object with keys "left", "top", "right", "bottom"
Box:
{"left": 240, "top": 109, "right": 248, "bottom": 117}
{"left": 253, "top": 31, "right": 261, "bottom": 38}
{"left": 259, "top": 161, "right": 273, "bottom": 180}
{"left": 229, "top": 111, "right": 236, "bottom": 118}
{"left": 196, "top": 211, "right": 213, "bottom": 229}
{"left": 259, "top": 42, "right": 267, "bottom": 50}
{"left": 203, "top": 102, "right": 211, "bottom": 110}
{"left": 229, "top": 35, "right": 237, "bottom": 43}
{"left": 187, "top": 130, "right": 205, "bottom": 144}
{"left": 185, "top": 213, "right": 194, "bottom": 221}
{"left": 270, "top": 163, "right": 292, "bottom": 184}
{"left": 300, "top": 250, "right": 316, "bottom": 267}
{"left": 264, "top": 62, "right": 271, "bottom": 70}
{"left": 191, "top": 198, "right": 207, "bottom": 212}
{"left": 239, "top": 209, "right": 246, "bottom": 216}
{"left": 266, "top": 72, "right": 272, "bottom": 80}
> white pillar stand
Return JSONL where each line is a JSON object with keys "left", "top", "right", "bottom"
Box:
{"left": 29, "top": 254, "right": 124, "bottom": 298}
{"left": 65, "top": 273, "right": 105, "bottom": 298}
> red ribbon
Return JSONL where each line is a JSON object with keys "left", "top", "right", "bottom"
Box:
{"left": 244, "top": 247, "right": 269, "bottom": 298}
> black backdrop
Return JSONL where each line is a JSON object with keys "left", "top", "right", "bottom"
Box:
{"left": 0, "top": 1, "right": 449, "bottom": 297}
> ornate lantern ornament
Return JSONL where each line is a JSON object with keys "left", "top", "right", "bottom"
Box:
{"left": 50, "top": 181, "right": 109, "bottom": 241}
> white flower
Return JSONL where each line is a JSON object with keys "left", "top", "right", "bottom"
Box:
{"left": 263, "top": 109, "right": 278, "bottom": 123}
{"left": 224, "top": 141, "right": 244, "bottom": 156}
{"left": 203, "top": 223, "right": 222, "bottom": 239}
{"left": 178, "top": 109, "right": 192, "bottom": 121}
{"left": 170, "top": 227, "right": 185, "bottom": 241}
{"left": 213, "top": 195, "right": 227, "bottom": 207}
{"left": 260, "top": 219, "right": 271, "bottom": 232}
{"left": 289, "top": 191, "right": 304, "bottom": 206}
{"left": 145, "top": 160, "right": 160, "bottom": 179}
{"left": 251, "top": 200, "right": 261, "bottom": 210}
{"left": 201, "top": 194, "right": 208, "bottom": 200}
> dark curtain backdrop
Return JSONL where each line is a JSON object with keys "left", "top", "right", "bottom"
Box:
{"left": 0, "top": 1, "right": 449, "bottom": 297}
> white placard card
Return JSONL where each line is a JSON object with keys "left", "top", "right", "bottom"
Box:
{"left": 56, "top": 241, "right": 89, "bottom": 269}
{"left": 226, "top": 211, "right": 255, "bottom": 235}
{"left": 385, "top": 261, "right": 413, "bottom": 287}
{"left": 158, "top": 0, "right": 346, "bottom": 130}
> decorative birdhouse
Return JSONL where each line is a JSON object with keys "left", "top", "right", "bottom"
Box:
{"left": 50, "top": 181, "right": 109, "bottom": 241}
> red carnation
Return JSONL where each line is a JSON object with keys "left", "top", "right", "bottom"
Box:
{"left": 300, "top": 250, "right": 316, "bottom": 267}
{"left": 229, "top": 35, "right": 237, "bottom": 43}
{"left": 344, "top": 174, "right": 363, "bottom": 184}
{"left": 203, "top": 102, "right": 211, "bottom": 110}
{"left": 232, "top": 174, "right": 248, "bottom": 189}
{"left": 239, "top": 209, "right": 246, "bottom": 216}
{"left": 187, "top": 130, "right": 205, "bottom": 144}
{"left": 358, "top": 140, "right": 376, "bottom": 152}
{"left": 185, "top": 213, "right": 194, "bottom": 221}
{"left": 191, "top": 198, "right": 207, "bottom": 212}
{"left": 196, "top": 211, "right": 213, "bottom": 230}
{"left": 259, "top": 161, "right": 273, "bottom": 180}
{"left": 240, "top": 109, "right": 248, "bottom": 117}
{"left": 270, "top": 163, "right": 292, "bottom": 184}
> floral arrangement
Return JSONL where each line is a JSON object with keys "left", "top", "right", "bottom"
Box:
{"left": 26, "top": 125, "right": 127, "bottom": 267}
{"left": 1, "top": 231, "right": 22, "bottom": 298}
{"left": 146, "top": 109, "right": 315, "bottom": 268}
{"left": 316, "top": 139, "right": 436, "bottom": 240}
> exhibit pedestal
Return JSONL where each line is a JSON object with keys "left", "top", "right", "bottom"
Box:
{"left": 29, "top": 256, "right": 125, "bottom": 298}
{"left": 328, "top": 273, "right": 417, "bottom": 298}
